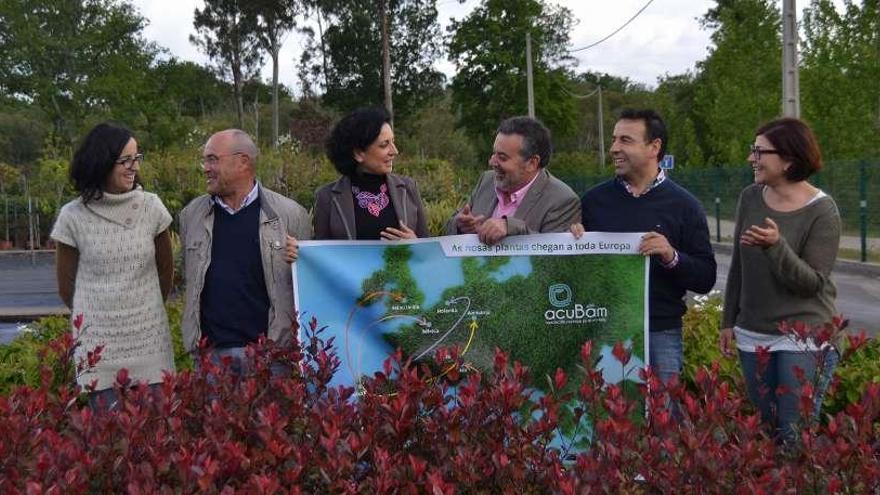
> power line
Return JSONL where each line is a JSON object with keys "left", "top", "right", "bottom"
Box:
{"left": 561, "top": 85, "right": 600, "bottom": 100}
{"left": 569, "top": 0, "right": 656, "bottom": 53}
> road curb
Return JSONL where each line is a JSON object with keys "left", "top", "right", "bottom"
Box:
{"left": 712, "top": 242, "right": 880, "bottom": 278}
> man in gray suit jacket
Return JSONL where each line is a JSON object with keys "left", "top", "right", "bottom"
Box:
{"left": 446, "top": 116, "right": 580, "bottom": 244}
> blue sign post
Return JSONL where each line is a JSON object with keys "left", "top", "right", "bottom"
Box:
{"left": 660, "top": 154, "right": 675, "bottom": 170}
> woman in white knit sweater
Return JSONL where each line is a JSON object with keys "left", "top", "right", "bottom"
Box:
{"left": 51, "top": 123, "right": 175, "bottom": 410}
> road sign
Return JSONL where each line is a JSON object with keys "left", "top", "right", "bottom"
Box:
{"left": 660, "top": 155, "right": 674, "bottom": 170}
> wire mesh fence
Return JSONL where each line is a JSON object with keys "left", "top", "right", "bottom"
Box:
{"left": 560, "top": 159, "right": 880, "bottom": 262}
{"left": 3, "top": 160, "right": 879, "bottom": 261}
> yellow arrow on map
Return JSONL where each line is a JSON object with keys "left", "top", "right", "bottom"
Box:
{"left": 463, "top": 317, "right": 478, "bottom": 355}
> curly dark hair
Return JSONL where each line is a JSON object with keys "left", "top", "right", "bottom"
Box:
{"left": 325, "top": 107, "right": 391, "bottom": 176}
{"left": 70, "top": 123, "right": 139, "bottom": 204}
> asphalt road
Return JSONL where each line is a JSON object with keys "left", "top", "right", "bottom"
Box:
{"left": 1, "top": 249, "right": 878, "bottom": 345}
{"left": 0, "top": 251, "right": 66, "bottom": 344}
{"left": 710, "top": 250, "right": 880, "bottom": 337}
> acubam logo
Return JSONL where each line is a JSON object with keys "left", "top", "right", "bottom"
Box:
{"left": 544, "top": 283, "right": 608, "bottom": 325}
{"left": 548, "top": 283, "right": 572, "bottom": 308}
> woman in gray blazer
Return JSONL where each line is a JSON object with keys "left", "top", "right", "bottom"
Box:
{"left": 315, "top": 106, "right": 429, "bottom": 240}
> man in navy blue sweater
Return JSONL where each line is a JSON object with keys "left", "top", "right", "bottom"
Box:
{"left": 181, "top": 129, "right": 313, "bottom": 377}
{"left": 572, "top": 109, "right": 716, "bottom": 385}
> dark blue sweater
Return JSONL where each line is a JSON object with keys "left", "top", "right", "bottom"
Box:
{"left": 200, "top": 199, "right": 270, "bottom": 348}
{"left": 582, "top": 178, "right": 716, "bottom": 331}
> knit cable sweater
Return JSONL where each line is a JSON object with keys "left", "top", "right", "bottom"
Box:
{"left": 51, "top": 188, "right": 175, "bottom": 390}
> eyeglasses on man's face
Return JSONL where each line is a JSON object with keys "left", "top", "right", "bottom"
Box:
{"left": 200, "top": 152, "right": 245, "bottom": 168}
{"left": 749, "top": 145, "right": 780, "bottom": 161}
{"left": 115, "top": 153, "right": 144, "bottom": 170}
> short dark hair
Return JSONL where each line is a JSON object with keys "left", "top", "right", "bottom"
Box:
{"left": 70, "top": 123, "right": 138, "bottom": 204}
{"left": 325, "top": 106, "right": 392, "bottom": 176}
{"left": 496, "top": 116, "right": 553, "bottom": 168}
{"left": 755, "top": 117, "right": 822, "bottom": 182}
{"left": 617, "top": 108, "right": 668, "bottom": 161}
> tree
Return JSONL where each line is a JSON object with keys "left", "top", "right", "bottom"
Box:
{"left": 690, "top": 0, "right": 782, "bottom": 166}
{"left": 652, "top": 73, "right": 706, "bottom": 168}
{"left": 801, "top": 0, "right": 880, "bottom": 160}
{"left": 302, "top": 0, "right": 445, "bottom": 122}
{"left": 248, "top": 0, "right": 301, "bottom": 148}
{"left": 151, "top": 59, "right": 228, "bottom": 119}
{"left": 0, "top": 0, "right": 156, "bottom": 146}
{"left": 559, "top": 72, "right": 653, "bottom": 162}
{"left": 447, "top": 0, "right": 578, "bottom": 149}
{"left": 0, "top": 106, "right": 48, "bottom": 166}
{"left": 191, "top": 0, "right": 263, "bottom": 128}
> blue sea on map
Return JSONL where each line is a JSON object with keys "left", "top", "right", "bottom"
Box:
{"left": 296, "top": 242, "right": 536, "bottom": 386}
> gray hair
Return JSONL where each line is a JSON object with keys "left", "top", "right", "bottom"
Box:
{"left": 213, "top": 129, "right": 259, "bottom": 166}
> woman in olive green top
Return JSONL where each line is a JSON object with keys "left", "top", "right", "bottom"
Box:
{"left": 720, "top": 117, "right": 841, "bottom": 443}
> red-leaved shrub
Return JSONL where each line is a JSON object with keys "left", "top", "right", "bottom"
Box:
{"left": 1, "top": 315, "right": 878, "bottom": 493}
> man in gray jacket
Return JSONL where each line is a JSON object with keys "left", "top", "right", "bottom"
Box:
{"left": 180, "top": 129, "right": 312, "bottom": 374}
{"left": 446, "top": 116, "right": 580, "bottom": 244}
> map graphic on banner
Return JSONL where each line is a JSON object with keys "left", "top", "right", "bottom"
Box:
{"left": 293, "top": 232, "right": 649, "bottom": 393}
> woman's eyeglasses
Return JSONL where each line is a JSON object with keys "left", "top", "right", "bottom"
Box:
{"left": 749, "top": 146, "right": 779, "bottom": 161}
{"left": 115, "top": 154, "right": 144, "bottom": 170}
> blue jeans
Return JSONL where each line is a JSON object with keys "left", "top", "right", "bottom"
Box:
{"left": 649, "top": 328, "right": 683, "bottom": 419}
{"left": 649, "top": 328, "right": 683, "bottom": 384}
{"left": 89, "top": 382, "right": 161, "bottom": 412}
{"left": 739, "top": 348, "right": 839, "bottom": 443}
{"left": 194, "top": 346, "right": 290, "bottom": 379}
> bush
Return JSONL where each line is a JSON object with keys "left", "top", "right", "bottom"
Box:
{"left": 0, "top": 316, "right": 68, "bottom": 395}
{"left": 681, "top": 294, "right": 880, "bottom": 418}
{"left": 0, "top": 300, "right": 193, "bottom": 393}
{"left": 682, "top": 293, "right": 741, "bottom": 391}
{"left": 825, "top": 334, "right": 880, "bottom": 415}
{"left": 1, "top": 315, "right": 879, "bottom": 492}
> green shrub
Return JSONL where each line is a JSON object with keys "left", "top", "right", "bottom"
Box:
{"left": 165, "top": 297, "right": 193, "bottom": 371}
{"left": 551, "top": 150, "right": 605, "bottom": 178}
{"left": 682, "top": 293, "right": 741, "bottom": 389}
{"left": 681, "top": 293, "right": 880, "bottom": 417}
{"left": 425, "top": 198, "right": 458, "bottom": 237}
{"left": 0, "top": 299, "right": 192, "bottom": 394}
{"left": 824, "top": 337, "right": 880, "bottom": 415}
{"left": 0, "top": 315, "right": 68, "bottom": 394}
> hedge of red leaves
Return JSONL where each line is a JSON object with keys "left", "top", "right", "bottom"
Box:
{"left": 1, "top": 316, "right": 879, "bottom": 494}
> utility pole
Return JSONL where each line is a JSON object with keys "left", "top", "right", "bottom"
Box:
{"left": 597, "top": 85, "right": 605, "bottom": 167}
{"left": 526, "top": 32, "right": 535, "bottom": 118}
{"left": 782, "top": 0, "right": 800, "bottom": 117}
{"left": 380, "top": 0, "right": 393, "bottom": 124}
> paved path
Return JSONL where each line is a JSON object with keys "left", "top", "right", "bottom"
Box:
{"left": 707, "top": 216, "right": 880, "bottom": 253}
{"left": 0, "top": 251, "right": 66, "bottom": 320}
{"left": 711, "top": 248, "right": 879, "bottom": 337}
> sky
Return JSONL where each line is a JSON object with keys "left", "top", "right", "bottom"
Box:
{"left": 129, "top": 0, "right": 839, "bottom": 96}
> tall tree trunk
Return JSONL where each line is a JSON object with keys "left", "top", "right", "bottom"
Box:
{"left": 232, "top": 51, "right": 244, "bottom": 128}
{"left": 380, "top": 0, "right": 393, "bottom": 123}
{"left": 316, "top": 8, "right": 329, "bottom": 89}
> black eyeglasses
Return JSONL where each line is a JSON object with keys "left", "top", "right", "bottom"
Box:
{"left": 115, "top": 153, "right": 144, "bottom": 170}
{"left": 749, "top": 146, "right": 780, "bottom": 160}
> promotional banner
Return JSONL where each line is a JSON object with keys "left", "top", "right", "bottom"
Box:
{"left": 293, "top": 232, "right": 649, "bottom": 394}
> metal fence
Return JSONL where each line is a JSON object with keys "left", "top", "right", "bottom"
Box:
{"left": 0, "top": 195, "right": 48, "bottom": 250}
{"left": 3, "top": 160, "right": 878, "bottom": 261}
{"left": 561, "top": 159, "right": 880, "bottom": 262}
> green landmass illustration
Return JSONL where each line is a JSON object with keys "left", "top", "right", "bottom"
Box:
{"left": 358, "top": 244, "right": 645, "bottom": 392}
